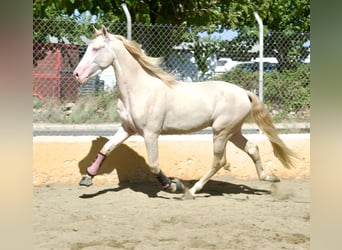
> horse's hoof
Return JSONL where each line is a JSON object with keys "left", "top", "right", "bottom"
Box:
{"left": 173, "top": 179, "right": 185, "bottom": 193}
{"left": 262, "top": 173, "right": 280, "bottom": 182}
{"left": 79, "top": 175, "right": 93, "bottom": 186}
{"left": 166, "top": 179, "right": 185, "bottom": 193}
{"left": 182, "top": 188, "right": 195, "bottom": 200}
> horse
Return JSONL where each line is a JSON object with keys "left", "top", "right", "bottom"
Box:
{"left": 73, "top": 25, "right": 297, "bottom": 198}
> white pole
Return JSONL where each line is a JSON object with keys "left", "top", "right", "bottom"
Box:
{"left": 253, "top": 12, "right": 263, "bottom": 102}
{"left": 121, "top": 3, "right": 132, "bottom": 40}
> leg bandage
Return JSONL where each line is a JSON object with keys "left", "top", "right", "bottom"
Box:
{"left": 86, "top": 153, "right": 106, "bottom": 176}
{"left": 154, "top": 170, "right": 171, "bottom": 189}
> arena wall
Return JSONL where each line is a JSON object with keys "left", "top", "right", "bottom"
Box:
{"left": 33, "top": 134, "right": 310, "bottom": 186}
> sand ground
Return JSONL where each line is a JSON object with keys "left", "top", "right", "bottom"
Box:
{"left": 33, "top": 176, "right": 310, "bottom": 250}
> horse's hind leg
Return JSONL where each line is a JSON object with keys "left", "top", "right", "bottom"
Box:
{"left": 188, "top": 130, "right": 230, "bottom": 197}
{"left": 229, "top": 132, "right": 280, "bottom": 182}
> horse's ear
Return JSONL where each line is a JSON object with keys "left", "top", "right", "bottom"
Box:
{"left": 93, "top": 25, "right": 99, "bottom": 33}
{"left": 101, "top": 25, "right": 108, "bottom": 38}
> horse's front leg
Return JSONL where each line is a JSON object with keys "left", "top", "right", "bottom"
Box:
{"left": 144, "top": 133, "right": 184, "bottom": 193}
{"left": 79, "top": 125, "right": 134, "bottom": 186}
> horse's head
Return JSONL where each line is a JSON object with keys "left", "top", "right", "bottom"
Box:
{"left": 74, "top": 25, "right": 116, "bottom": 84}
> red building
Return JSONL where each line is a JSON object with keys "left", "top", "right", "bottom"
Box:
{"left": 33, "top": 43, "right": 83, "bottom": 101}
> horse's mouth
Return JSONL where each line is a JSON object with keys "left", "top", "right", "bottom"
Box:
{"left": 74, "top": 70, "right": 101, "bottom": 85}
{"left": 76, "top": 77, "right": 90, "bottom": 85}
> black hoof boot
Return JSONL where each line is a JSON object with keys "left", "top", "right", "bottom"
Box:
{"left": 169, "top": 179, "right": 185, "bottom": 193}
{"left": 154, "top": 170, "right": 185, "bottom": 193}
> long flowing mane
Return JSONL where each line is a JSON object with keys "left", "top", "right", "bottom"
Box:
{"left": 114, "top": 35, "right": 178, "bottom": 87}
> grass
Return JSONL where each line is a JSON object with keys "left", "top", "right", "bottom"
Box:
{"left": 33, "top": 90, "right": 120, "bottom": 124}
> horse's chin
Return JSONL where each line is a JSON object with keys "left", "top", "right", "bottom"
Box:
{"left": 78, "top": 69, "right": 102, "bottom": 84}
{"left": 77, "top": 77, "right": 90, "bottom": 85}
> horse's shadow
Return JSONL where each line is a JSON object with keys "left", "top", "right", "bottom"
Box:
{"left": 184, "top": 179, "right": 271, "bottom": 197}
{"left": 78, "top": 136, "right": 156, "bottom": 183}
{"left": 78, "top": 136, "right": 270, "bottom": 199}
{"left": 78, "top": 136, "right": 160, "bottom": 198}
{"left": 79, "top": 182, "right": 162, "bottom": 199}
{"left": 79, "top": 179, "right": 270, "bottom": 199}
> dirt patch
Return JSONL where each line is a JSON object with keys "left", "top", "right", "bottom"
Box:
{"left": 33, "top": 177, "right": 310, "bottom": 249}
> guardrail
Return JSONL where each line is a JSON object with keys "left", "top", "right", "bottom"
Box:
{"left": 33, "top": 122, "right": 310, "bottom": 136}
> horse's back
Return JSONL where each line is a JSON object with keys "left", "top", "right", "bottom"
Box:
{"left": 177, "top": 80, "right": 248, "bottom": 95}
{"left": 196, "top": 80, "right": 252, "bottom": 120}
{"left": 174, "top": 80, "right": 251, "bottom": 110}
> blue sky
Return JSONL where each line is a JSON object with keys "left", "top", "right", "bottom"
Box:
{"left": 198, "top": 29, "right": 239, "bottom": 41}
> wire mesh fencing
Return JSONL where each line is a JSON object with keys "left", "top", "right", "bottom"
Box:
{"left": 33, "top": 19, "right": 310, "bottom": 133}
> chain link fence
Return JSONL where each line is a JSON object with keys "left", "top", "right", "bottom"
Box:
{"left": 33, "top": 19, "right": 310, "bottom": 134}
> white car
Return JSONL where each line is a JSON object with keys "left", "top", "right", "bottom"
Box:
{"left": 251, "top": 57, "right": 278, "bottom": 64}
{"left": 214, "top": 58, "right": 244, "bottom": 74}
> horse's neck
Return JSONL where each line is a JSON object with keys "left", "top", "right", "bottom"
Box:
{"left": 111, "top": 49, "right": 147, "bottom": 103}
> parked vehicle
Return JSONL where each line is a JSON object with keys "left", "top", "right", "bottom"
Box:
{"left": 237, "top": 62, "right": 278, "bottom": 72}
{"left": 214, "top": 58, "right": 244, "bottom": 74}
{"left": 251, "top": 57, "right": 279, "bottom": 64}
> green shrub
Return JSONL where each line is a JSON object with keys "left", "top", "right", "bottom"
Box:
{"left": 67, "top": 90, "right": 120, "bottom": 123}
{"left": 33, "top": 89, "right": 120, "bottom": 124}
{"left": 213, "top": 64, "right": 310, "bottom": 121}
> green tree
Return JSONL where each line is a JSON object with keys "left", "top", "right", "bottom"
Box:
{"left": 222, "top": 0, "right": 309, "bottom": 32}
{"left": 33, "top": 0, "right": 309, "bottom": 32}
{"left": 218, "top": 0, "right": 310, "bottom": 70}
{"left": 33, "top": 0, "right": 310, "bottom": 71}
{"left": 33, "top": 0, "right": 223, "bottom": 26}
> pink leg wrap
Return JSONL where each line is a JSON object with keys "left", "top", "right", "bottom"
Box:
{"left": 86, "top": 153, "right": 106, "bottom": 176}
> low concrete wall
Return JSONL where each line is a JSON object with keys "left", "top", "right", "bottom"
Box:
{"left": 33, "top": 134, "right": 310, "bottom": 186}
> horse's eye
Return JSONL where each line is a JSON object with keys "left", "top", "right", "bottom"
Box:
{"left": 92, "top": 44, "right": 104, "bottom": 52}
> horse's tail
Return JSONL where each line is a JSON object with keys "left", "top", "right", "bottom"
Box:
{"left": 247, "top": 91, "right": 297, "bottom": 169}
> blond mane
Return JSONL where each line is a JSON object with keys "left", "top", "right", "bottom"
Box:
{"left": 114, "top": 35, "right": 178, "bottom": 87}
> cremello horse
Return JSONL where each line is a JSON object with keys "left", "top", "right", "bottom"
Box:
{"left": 74, "top": 25, "right": 297, "bottom": 198}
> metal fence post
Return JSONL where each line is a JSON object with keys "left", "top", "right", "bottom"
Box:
{"left": 121, "top": 3, "right": 132, "bottom": 40}
{"left": 254, "top": 12, "right": 264, "bottom": 103}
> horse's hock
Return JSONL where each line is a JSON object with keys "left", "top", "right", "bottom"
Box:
{"left": 33, "top": 134, "right": 310, "bottom": 186}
